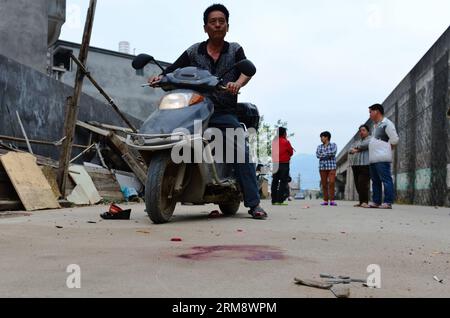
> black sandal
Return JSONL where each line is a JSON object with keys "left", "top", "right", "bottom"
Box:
{"left": 249, "top": 206, "right": 268, "bottom": 220}
{"left": 100, "top": 206, "right": 131, "bottom": 220}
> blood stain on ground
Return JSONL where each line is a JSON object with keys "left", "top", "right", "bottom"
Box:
{"left": 178, "top": 245, "right": 286, "bottom": 261}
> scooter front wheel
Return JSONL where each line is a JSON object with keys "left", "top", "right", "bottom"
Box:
{"left": 145, "top": 152, "right": 178, "bottom": 224}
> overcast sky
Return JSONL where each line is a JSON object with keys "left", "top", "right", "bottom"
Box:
{"left": 60, "top": 0, "right": 450, "bottom": 155}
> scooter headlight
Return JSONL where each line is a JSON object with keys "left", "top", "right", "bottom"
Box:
{"left": 159, "top": 93, "right": 205, "bottom": 110}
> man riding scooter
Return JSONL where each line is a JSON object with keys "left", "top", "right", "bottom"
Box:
{"left": 148, "top": 4, "right": 268, "bottom": 219}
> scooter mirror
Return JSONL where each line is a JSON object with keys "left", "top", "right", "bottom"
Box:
{"left": 235, "top": 59, "right": 257, "bottom": 77}
{"left": 132, "top": 54, "right": 154, "bottom": 70}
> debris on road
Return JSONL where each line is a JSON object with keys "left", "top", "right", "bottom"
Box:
{"left": 294, "top": 278, "right": 333, "bottom": 290}
{"left": 55, "top": 226, "right": 63, "bottom": 229}
{"left": 331, "top": 286, "right": 350, "bottom": 298}
{"left": 320, "top": 273, "right": 366, "bottom": 284}
{"left": 433, "top": 276, "right": 444, "bottom": 284}
{"left": 171, "top": 238, "right": 183, "bottom": 242}
{"left": 137, "top": 230, "right": 150, "bottom": 234}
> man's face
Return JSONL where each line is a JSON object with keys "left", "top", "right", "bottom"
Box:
{"left": 369, "top": 109, "right": 379, "bottom": 121}
{"left": 204, "top": 11, "right": 229, "bottom": 41}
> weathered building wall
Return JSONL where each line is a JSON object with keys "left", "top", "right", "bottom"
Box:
{"left": 0, "top": 53, "right": 141, "bottom": 160}
{"left": 0, "top": 0, "right": 66, "bottom": 73}
{"left": 52, "top": 41, "right": 167, "bottom": 121}
{"left": 0, "top": 0, "right": 48, "bottom": 73}
{"left": 337, "top": 26, "right": 450, "bottom": 207}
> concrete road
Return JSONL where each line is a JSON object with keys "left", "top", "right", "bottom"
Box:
{"left": 0, "top": 200, "right": 449, "bottom": 298}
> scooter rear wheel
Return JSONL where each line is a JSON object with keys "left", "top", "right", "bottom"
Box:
{"left": 145, "top": 152, "right": 178, "bottom": 224}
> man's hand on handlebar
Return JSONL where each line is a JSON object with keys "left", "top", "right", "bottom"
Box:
{"left": 226, "top": 82, "right": 242, "bottom": 95}
{"left": 147, "top": 75, "right": 163, "bottom": 87}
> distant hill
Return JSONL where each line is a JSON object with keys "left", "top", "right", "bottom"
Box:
{"left": 289, "top": 154, "right": 320, "bottom": 190}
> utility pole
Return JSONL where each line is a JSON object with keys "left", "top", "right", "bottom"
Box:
{"left": 297, "top": 173, "right": 301, "bottom": 191}
{"left": 57, "top": 0, "right": 97, "bottom": 197}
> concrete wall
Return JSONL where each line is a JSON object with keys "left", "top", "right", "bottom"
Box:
{"left": 0, "top": 0, "right": 66, "bottom": 73}
{"left": 0, "top": 53, "right": 141, "bottom": 160}
{"left": 48, "top": 0, "right": 66, "bottom": 47}
{"left": 0, "top": 0, "right": 48, "bottom": 73}
{"left": 52, "top": 41, "right": 167, "bottom": 120}
{"left": 336, "top": 26, "right": 450, "bottom": 207}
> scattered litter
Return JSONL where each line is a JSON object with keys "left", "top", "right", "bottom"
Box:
{"left": 87, "top": 221, "right": 97, "bottom": 224}
{"left": 331, "top": 286, "right": 350, "bottom": 298}
{"left": 121, "top": 186, "right": 139, "bottom": 202}
{"left": 237, "top": 229, "right": 244, "bottom": 233}
{"left": 171, "top": 238, "right": 183, "bottom": 242}
{"left": 340, "top": 232, "right": 347, "bottom": 234}
{"left": 292, "top": 237, "right": 297, "bottom": 240}
{"left": 56, "top": 226, "right": 63, "bottom": 229}
{"left": 433, "top": 276, "right": 444, "bottom": 284}
{"left": 137, "top": 230, "right": 150, "bottom": 234}
{"left": 302, "top": 206, "right": 310, "bottom": 209}
{"left": 294, "top": 278, "right": 333, "bottom": 290}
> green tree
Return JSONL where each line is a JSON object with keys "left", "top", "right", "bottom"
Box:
{"left": 249, "top": 117, "right": 295, "bottom": 165}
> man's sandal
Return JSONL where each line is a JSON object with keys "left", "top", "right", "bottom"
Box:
{"left": 248, "top": 206, "right": 268, "bottom": 220}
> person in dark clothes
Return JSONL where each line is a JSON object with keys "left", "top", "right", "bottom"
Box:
{"left": 148, "top": 4, "right": 267, "bottom": 219}
{"left": 349, "top": 125, "right": 372, "bottom": 208}
{"left": 271, "top": 127, "right": 294, "bottom": 205}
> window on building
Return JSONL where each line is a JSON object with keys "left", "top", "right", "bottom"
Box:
{"left": 53, "top": 47, "right": 73, "bottom": 72}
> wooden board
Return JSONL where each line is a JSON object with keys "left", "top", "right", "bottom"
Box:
{"left": 41, "top": 166, "right": 62, "bottom": 199}
{"left": 68, "top": 165, "right": 102, "bottom": 204}
{"left": 0, "top": 152, "right": 60, "bottom": 211}
{"left": 84, "top": 165, "right": 124, "bottom": 201}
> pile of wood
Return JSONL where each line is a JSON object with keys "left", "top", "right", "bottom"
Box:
{"left": 0, "top": 0, "right": 148, "bottom": 213}
{"left": 0, "top": 122, "right": 146, "bottom": 212}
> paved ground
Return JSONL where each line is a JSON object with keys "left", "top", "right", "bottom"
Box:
{"left": 0, "top": 200, "right": 449, "bottom": 298}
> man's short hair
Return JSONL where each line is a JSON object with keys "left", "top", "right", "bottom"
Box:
{"left": 369, "top": 103, "right": 385, "bottom": 115}
{"left": 204, "top": 4, "right": 230, "bottom": 25}
{"left": 320, "top": 131, "right": 331, "bottom": 140}
{"left": 278, "top": 127, "right": 287, "bottom": 137}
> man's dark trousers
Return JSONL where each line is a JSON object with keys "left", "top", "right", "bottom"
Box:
{"left": 208, "top": 113, "right": 260, "bottom": 208}
{"left": 352, "top": 165, "right": 370, "bottom": 204}
{"left": 271, "top": 163, "right": 290, "bottom": 204}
